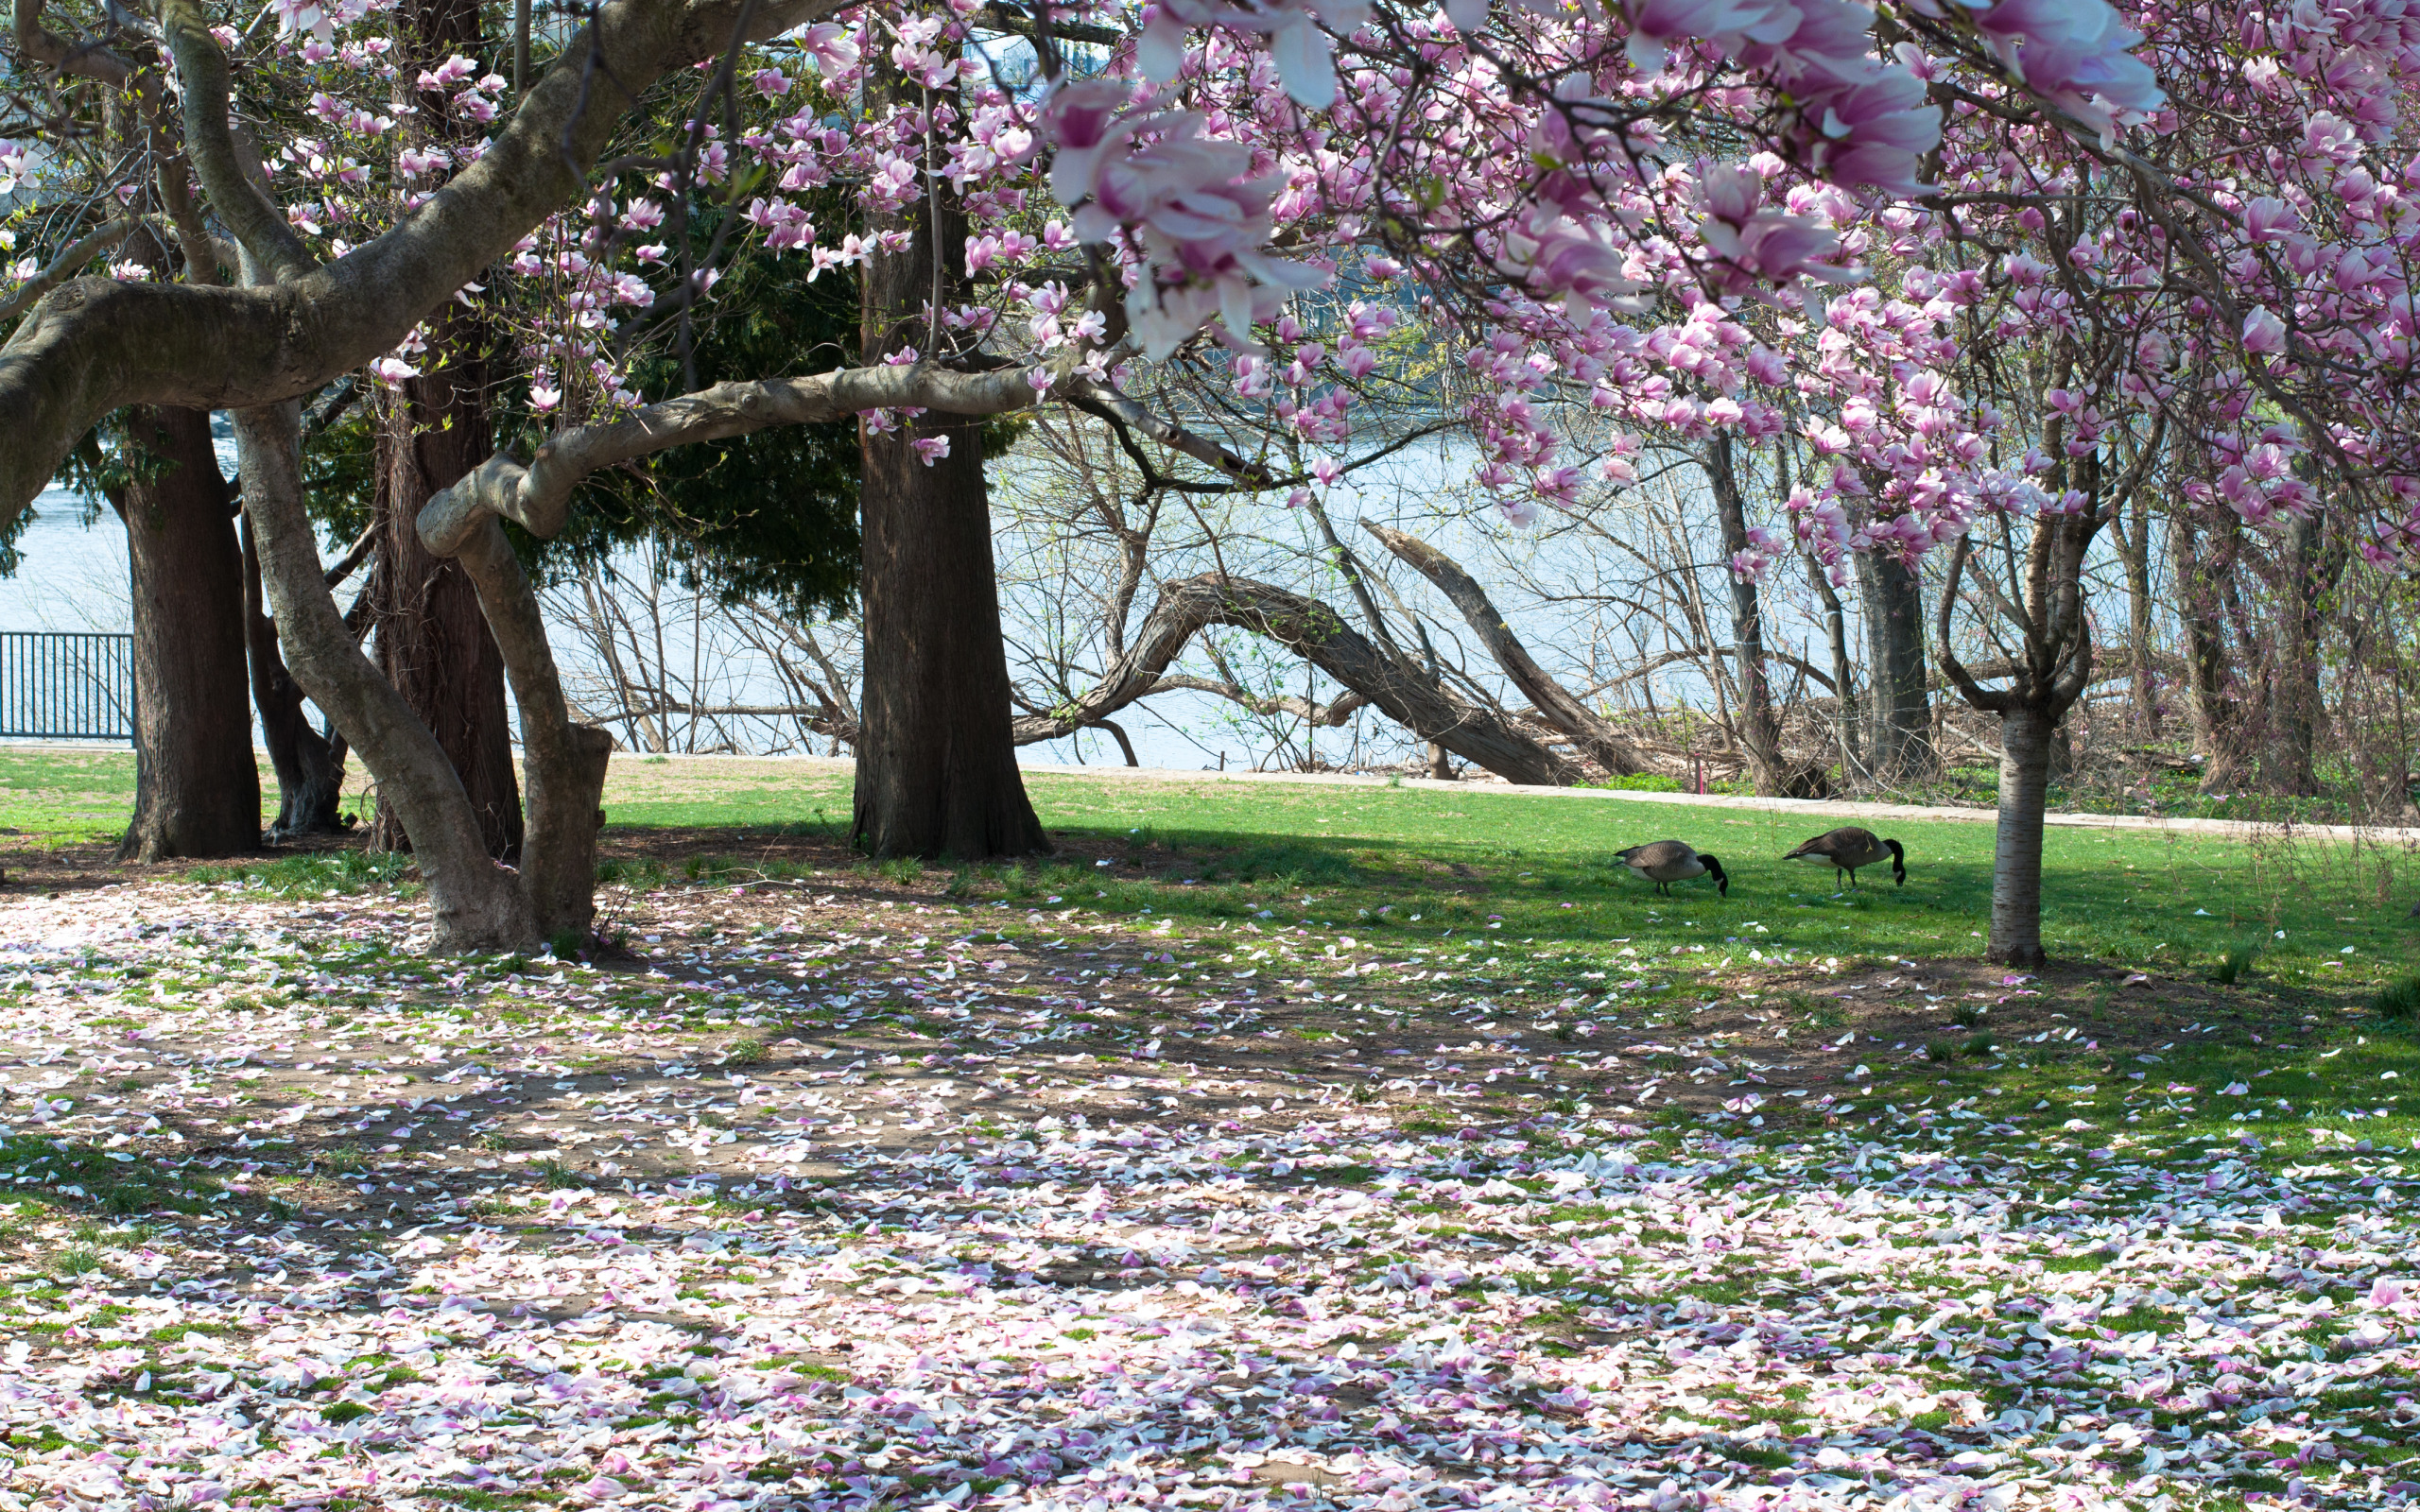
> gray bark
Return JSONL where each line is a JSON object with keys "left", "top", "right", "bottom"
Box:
{"left": 236, "top": 400, "right": 534, "bottom": 952}
{"left": 1009, "top": 572, "right": 1580, "bottom": 785}
{"left": 1360, "top": 522, "right": 1643, "bottom": 776}
{"left": 1857, "top": 548, "right": 1933, "bottom": 783}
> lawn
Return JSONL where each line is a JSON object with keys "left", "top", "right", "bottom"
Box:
{"left": 0, "top": 745, "right": 2414, "bottom": 1512}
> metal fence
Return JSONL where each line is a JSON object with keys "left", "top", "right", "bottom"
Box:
{"left": 0, "top": 632, "right": 134, "bottom": 741}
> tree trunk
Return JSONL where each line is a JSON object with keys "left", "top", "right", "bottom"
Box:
{"left": 1857, "top": 548, "right": 1933, "bottom": 783}
{"left": 236, "top": 401, "right": 534, "bottom": 951}
{"left": 2265, "top": 512, "right": 2333, "bottom": 797}
{"left": 850, "top": 48, "right": 1046, "bottom": 859}
{"left": 1990, "top": 701, "right": 2055, "bottom": 969}
{"left": 366, "top": 0, "right": 522, "bottom": 860}
{"left": 2109, "top": 493, "right": 2159, "bottom": 738}
{"left": 365, "top": 325, "right": 523, "bottom": 858}
{"left": 2169, "top": 507, "right": 2249, "bottom": 789}
{"left": 109, "top": 405, "right": 260, "bottom": 861}
{"left": 1806, "top": 551, "right": 1858, "bottom": 777}
{"left": 241, "top": 511, "right": 352, "bottom": 839}
{"left": 1705, "top": 434, "right": 1791, "bottom": 795}
{"left": 452, "top": 520, "right": 614, "bottom": 942}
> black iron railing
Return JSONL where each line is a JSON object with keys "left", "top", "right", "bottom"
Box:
{"left": 0, "top": 632, "right": 134, "bottom": 741}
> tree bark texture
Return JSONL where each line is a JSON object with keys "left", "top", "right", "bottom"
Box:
{"left": 364, "top": 322, "right": 523, "bottom": 859}
{"left": 1806, "top": 551, "right": 1859, "bottom": 775}
{"left": 1857, "top": 548, "right": 1933, "bottom": 784}
{"left": 237, "top": 400, "right": 533, "bottom": 951}
{"left": 241, "top": 511, "right": 352, "bottom": 838}
{"left": 109, "top": 404, "right": 260, "bottom": 860}
{"left": 2108, "top": 492, "right": 2159, "bottom": 737}
{"left": 1990, "top": 702, "right": 2055, "bottom": 969}
{"left": 452, "top": 520, "right": 614, "bottom": 942}
{"left": 362, "top": 0, "right": 521, "bottom": 860}
{"left": 1360, "top": 521, "right": 1643, "bottom": 776}
{"left": 2265, "top": 512, "right": 2339, "bottom": 797}
{"left": 850, "top": 47, "right": 1046, "bottom": 861}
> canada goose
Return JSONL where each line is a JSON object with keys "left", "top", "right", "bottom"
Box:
{"left": 1616, "top": 840, "right": 1728, "bottom": 897}
{"left": 1783, "top": 827, "right": 1906, "bottom": 888}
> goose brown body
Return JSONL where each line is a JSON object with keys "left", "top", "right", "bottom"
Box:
{"left": 1782, "top": 826, "right": 1906, "bottom": 887}
{"left": 1616, "top": 840, "right": 1729, "bottom": 896}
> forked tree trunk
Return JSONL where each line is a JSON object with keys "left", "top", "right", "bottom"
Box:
{"left": 236, "top": 401, "right": 533, "bottom": 951}
{"left": 241, "top": 512, "right": 351, "bottom": 838}
{"left": 1858, "top": 547, "right": 1933, "bottom": 783}
{"left": 109, "top": 405, "right": 260, "bottom": 860}
{"left": 850, "top": 46, "right": 1046, "bottom": 860}
{"left": 1990, "top": 702, "right": 2056, "bottom": 968}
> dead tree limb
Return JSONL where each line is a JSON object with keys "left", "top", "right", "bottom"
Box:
{"left": 1360, "top": 522, "right": 1647, "bottom": 776}
{"left": 1009, "top": 573, "right": 1582, "bottom": 785}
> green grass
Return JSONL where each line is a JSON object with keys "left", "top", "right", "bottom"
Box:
{"left": 0, "top": 748, "right": 365, "bottom": 844}
{"left": 707, "top": 769, "right": 2410, "bottom": 986}
{"left": 7, "top": 750, "right": 2415, "bottom": 985}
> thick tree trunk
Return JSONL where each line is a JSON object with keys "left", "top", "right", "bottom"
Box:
{"left": 109, "top": 405, "right": 260, "bottom": 860}
{"left": 1704, "top": 434, "right": 1794, "bottom": 796}
{"left": 850, "top": 46, "right": 1046, "bottom": 860}
{"left": 366, "top": 0, "right": 521, "bottom": 860}
{"left": 365, "top": 321, "right": 523, "bottom": 859}
{"left": 1857, "top": 548, "right": 1933, "bottom": 783}
{"left": 237, "top": 401, "right": 534, "bottom": 951}
{"left": 1990, "top": 702, "right": 2055, "bottom": 969}
{"left": 241, "top": 512, "right": 351, "bottom": 839}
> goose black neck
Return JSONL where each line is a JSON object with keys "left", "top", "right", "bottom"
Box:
{"left": 1700, "top": 854, "right": 1727, "bottom": 895}
{"left": 1884, "top": 838, "right": 1906, "bottom": 884}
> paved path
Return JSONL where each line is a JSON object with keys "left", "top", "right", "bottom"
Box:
{"left": 995, "top": 758, "right": 2420, "bottom": 846}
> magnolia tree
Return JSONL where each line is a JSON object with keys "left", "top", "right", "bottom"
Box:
{"left": 3, "top": 0, "right": 2413, "bottom": 952}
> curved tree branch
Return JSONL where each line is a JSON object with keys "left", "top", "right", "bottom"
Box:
{"left": 160, "top": 0, "right": 315, "bottom": 283}
{"left": 1007, "top": 572, "right": 1581, "bottom": 785}
{"left": 0, "top": 0, "right": 849, "bottom": 521}
{"left": 1361, "top": 520, "right": 1647, "bottom": 776}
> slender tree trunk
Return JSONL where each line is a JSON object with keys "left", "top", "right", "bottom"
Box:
{"left": 2110, "top": 493, "right": 2159, "bottom": 737}
{"left": 1806, "top": 551, "right": 1858, "bottom": 778}
{"left": 1857, "top": 549, "right": 1933, "bottom": 783}
{"left": 242, "top": 512, "right": 352, "bottom": 838}
{"left": 1990, "top": 701, "right": 2055, "bottom": 969}
{"left": 2169, "top": 507, "right": 2248, "bottom": 789}
{"left": 109, "top": 405, "right": 260, "bottom": 860}
{"left": 1706, "top": 434, "right": 1789, "bottom": 795}
{"left": 2266, "top": 512, "right": 2333, "bottom": 797}
{"left": 366, "top": 0, "right": 522, "bottom": 860}
{"left": 236, "top": 401, "right": 533, "bottom": 950}
{"left": 850, "top": 55, "right": 1046, "bottom": 859}
{"left": 452, "top": 522, "right": 614, "bottom": 942}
